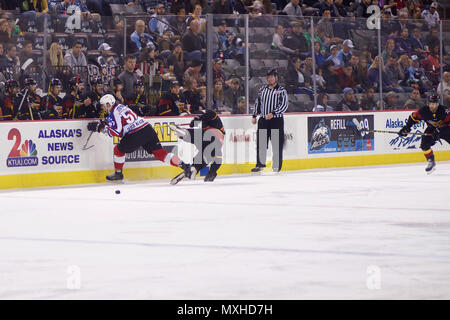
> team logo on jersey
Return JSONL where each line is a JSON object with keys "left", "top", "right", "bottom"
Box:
{"left": 310, "top": 119, "right": 331, "bottom": 151}
{"left": 6, "top": 128, "right": 39, "bottom": 167}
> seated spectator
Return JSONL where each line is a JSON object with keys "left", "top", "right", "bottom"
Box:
{"left": 118, "top": 54, "right": 138, "bottom": 101}
{"left": 311, "top": 68, "right": 326, "bottom": 92}
{"left": 311, "top": 42, "right": 325, "bottom": 67}
{"left": 312, "top": 93, "right": 334, "bottom": 112}
{"left": 335, "top": 87, "right": 358, "bottom": 111}
{"left": 319, "top": 0, "right": 338, "bottom": 17}
{"left": 0, "top": 19, "right": 11, "bottom": 43}
{"left": 407, "top": 55, "right": 432, "bottom": 93}
{"left": 349, "top": 53, "right": 369, "bottom": 89}
{"left": 272, "top": 24, "right": 297, "bottom": 56}
{"left": 304, "top": 23, "right": 325, "bottom": 52}
{"left": 212, "top": 58, "right": 226, "bottom": 85}
{"left": 334, "top": 0, "right": 347, "bottom": 17}
{"left": 286, "top": 56, "right": 306, "bottom": 93}
{"left": 19, "top": 0, "right": 50, "bottom": 32}
{"left": 317, "top": 9, "right": 343, "bottom": 46}
{"left": 282, "top": 0, "right": 303, "bottom": 16}
{"left": 326, "top": 45, "right": 340, "bottom": 67}
{"left": 410, "top": 28, "right": 427, "bottom": 57}
{"left": 403, "top": 88, "right": 423, "bottom": 110}
{"left": 300, "top": 55, "right": 314, "bottom": 88}
{"left": 336, "top": 62, "right": 360, "bottom": 92}
{"left": 397, "top": 54, "right": 412, "bottom": 87}
{"left": 169, "top": 6, "right": 188, "bottom": 36}
{"left": 395, "top": 28, "right": 414, "bottom": 56}
{"left": 171, "top": 0, "right": 193, "bottom": 15}
{"left": 167, "top": 41, "right": 184, "bottom": 83}
{"left": 422, "top": 44, "right": 441, "bottom": 85}
{"left": 213, "top": 79, "right": 230, "bottom": 113}
{"left": 224, "top": 77, "right": 244, "bottom": 112}
{"left": 183, "top": 59, "right": 204, "bottom": 87}
{"left": 149, "top": 3, "right": 170, "bottom": 37}
{"left": 46, "top": 42, "right": 70, "bottom": 83}
{"left": 283, "top": 21, "right": 308, "bottom": 54}
{"left": 421, "top": 2, "right": 439, "bottom": 30}
{"left": 378, "top": 91, "right": 399, "bottom": 110}
{"left": 232, "top": 96, "right": 246, "bottom": 115}
{"left": 131, "top": 20, "right": 155, "bottom": 54}
{"left": 212, "top": 0, "right": 232, "bottom": 14}
{"left": 384, "top": 54, "right": 411, "bottom": 93}
{"left": 182, "top": 19, "right": 205, "bottom": 62}
{"left": 213, "top": 20, "right": 244, "bottom": 61}
{"left": 2, "top": 44, "right": 20, "bottom": 79}
{"left": 368, "top": 56, "right": 388, "bottom": 92}
{"left": 437, "top": 71, "right": 450, "bottom": 105}
{"left": 97, "top": 43, "right": 118, "bottom": 67}
{"left": 181, "top": 77, "right": 201, "bottom": 113}
{"left": 64, "top": 42, "right": 88, "bottom": 69}
{"left": 356, "top": 0, "right": 372, "bottom": 18}
{"left": 336, "top": 39, "right": 353, "bottom": 67}
{"left": 359, "top": 87, "right": 377, "bottom": 111}
{"left": 186, "top": 3, "right": 206, "bottom": 33}
{"left": 322, "top": 60, "right": 340, "bottom": 93}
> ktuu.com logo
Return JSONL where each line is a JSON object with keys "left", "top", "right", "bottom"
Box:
{"left": 6, "top": 128, "right": 39, "bottom": 167}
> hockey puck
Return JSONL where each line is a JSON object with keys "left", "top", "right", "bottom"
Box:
{"left": 115, "top": 190, "right": 120, "bottom": 194}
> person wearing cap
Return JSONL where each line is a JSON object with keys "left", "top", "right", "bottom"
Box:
{"left": 251, "top": 69, "right": 288, "bottom": 173}
{"left": 336, "top": 87, "right": 358, "bottom": 111}
{"left": 155, "top": 80, "right": 182, "bottom": 116}
{"left": 377, "top": 91, "right": 399, "bottom": 110}
{"left": 148, "top": 3, "right": 170, "bottom": 36}
{"left": 403, "top": 88, "right": 423, "bottom": 110}
{"left": 212, "top": 58, "right": 226, "bottom": 84}
{"left": 398, "top": 91, "right": 450, "bottom": 173}
{"left": 282, "top": 0, "right": 303, "bottom": 17}
{"left": 183, "top": 59, "right": 204, "bottom": 87}
{"left": 421, "top": 2, "right": 439, "bottom": 29}
{"left": 97, "top": 43, "right": 118, "bottom": 67}
{"left": 326, "top": 44, "right": 340, "bottom": 67}
{"left": 232, "top": 96, "right": 246, "bottom": 114}
{"left": 336, "top": 39, "right": 353, "bottom": 67}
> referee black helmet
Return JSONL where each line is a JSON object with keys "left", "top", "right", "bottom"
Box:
{"left": 267, "top": 68, "right": 278, "bottom": 77}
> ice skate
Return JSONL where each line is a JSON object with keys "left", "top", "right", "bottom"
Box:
{"left": 204, "top": 171, "right": 217, "bottom": 182}
{"left": 425, "top": 155, "right": 436, "bottom": 175}
{"left": 251, "top": 165, "right": 265, "bottom": 173}
{"left": 106, "top": 171, "right": 123, "bottom": 181}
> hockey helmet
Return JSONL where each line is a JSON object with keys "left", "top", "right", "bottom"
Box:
{"left": 24, "top": 77, "right": 37, "bottom": 86}
{"left": 100, "top": 94, "right": 116, "bottom": 108}
{"left": 134, "top": 80, "right": 145, "bottom": 88}
{"left": 428, "top": 92, "right": 439, "bottom": 103}
{"left": 51, "top": 78, "right": 62, "bottom": 87}
{"left": 91, "top": 77, "right": 102, "bottom": 86}
{"left": 69, "top": 76, "right": 84, "bottom": 89}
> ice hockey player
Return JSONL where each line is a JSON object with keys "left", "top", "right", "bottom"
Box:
{"left": 128, "top": 80, "right": 150, "bottom": 116}
{"left": 0, "top": 79, "right": 20, "bottom": 120}
{"left": 170, "top": 109, "right": 225, "bottom": 183}
{"left": 398, "top": 92, "right": 450, "bottom": 174}
{"left": 86, "top": 94, "right": 194, "bottom": 182}
{"left": 14, "top": 78, "right": 42, "bottom": 120}
{"left": 41, "top": 78, "right": 63, "bottom": 119}
{"left": 84, "top": 77, "right": 105, "bottom": 118}
{"left": 62, "top": 76, "right": 88, "bottom": 119}
{"left": 155, "top": 80, "right": 182, "bottom": 116}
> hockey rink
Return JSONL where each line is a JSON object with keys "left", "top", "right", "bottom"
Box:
{"left": 0, "top": 163, "right": 449, "bottom": 300}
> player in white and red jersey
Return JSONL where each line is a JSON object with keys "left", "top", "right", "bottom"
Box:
{"left": 87, "top": 94, "right": 194, "bottom": 181}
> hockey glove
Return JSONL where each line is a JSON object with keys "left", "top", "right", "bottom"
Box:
{"left": 87, "top": 120, "right": 105, "bottom": 133}
{"left": 432, "top": 128, "right": 440, "bottom": 140}
{"left": 398, "top": 126, "right": 410, "bottom": 137}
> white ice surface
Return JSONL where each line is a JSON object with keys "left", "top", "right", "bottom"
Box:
{"left": 0, "top": 163, "right": 449, "bottom": 300}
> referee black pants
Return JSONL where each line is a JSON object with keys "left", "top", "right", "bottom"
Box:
{"left": 256, "top": 117, "right": 284, "bottom": 170}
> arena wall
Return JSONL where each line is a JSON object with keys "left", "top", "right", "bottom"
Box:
{"left": 1, "top": 111, "right": 449, "bottom": 189}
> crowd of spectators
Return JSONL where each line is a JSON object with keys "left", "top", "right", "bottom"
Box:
{"left": 0, "top": 0, "right": 448, "bottom": 121}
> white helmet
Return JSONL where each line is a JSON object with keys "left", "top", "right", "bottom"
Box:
{"left": 100, "top": 94, "right": 116, "bottom": 109}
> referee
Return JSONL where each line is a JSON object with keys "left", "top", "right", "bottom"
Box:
{"left": 251, "top": 69, "right": 288, "bottom": 173}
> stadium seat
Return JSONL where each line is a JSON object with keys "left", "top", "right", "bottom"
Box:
{"left": 52, "top": 33, "right": 71, "bottom": 52}
{"left": 89, "top": 34, "right": 106, "bottom": 51}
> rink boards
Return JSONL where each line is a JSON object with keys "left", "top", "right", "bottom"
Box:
{"left": 1, "top": 111, "right": 449, "bottom": 189}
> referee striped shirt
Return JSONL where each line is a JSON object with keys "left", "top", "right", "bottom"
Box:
{"left": 253, "top": 84, "right": 289, "bottom": 118}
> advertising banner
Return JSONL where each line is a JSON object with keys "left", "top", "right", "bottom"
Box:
{"left": 307, "top": 115, "right": 375, "bottom": 154}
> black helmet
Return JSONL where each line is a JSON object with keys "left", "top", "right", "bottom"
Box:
{"left": 5, "top": 79, "right": 19, "bottom": 90}
{"left": 267, "top": 68, "right": 278, "bottom": 77}
{"left": 24, "top": 77, "right": 37, "bottom": 86}
{"left": 428, "top": 92, "right": 439, "bottom": 103}
{"left": 50, "top": 78, "right": 62, "bottom": 87}
{"left": 169, "top": 80, "right": 180, "bottom": 88}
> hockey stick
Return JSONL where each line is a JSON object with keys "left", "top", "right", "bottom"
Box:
{"left": 13, "top": 88, "right": 29, "bottom": 120}
{"left": 82, "top": 131, "right": 95, "bottom": 150}
{"left": 351, "top": 118, "right": 432, "bottom": 136}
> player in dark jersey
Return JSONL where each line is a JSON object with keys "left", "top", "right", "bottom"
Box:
{"left": 398, "top": 92, "right": 450, "bottom": 174}
{"left": 86, "top": 94, "right": 195, "bottom": 182}
{"left": 170, "top": 109, "right": 225, "bottom": 183}
{"left": 84, "top": 77, "right": 105, "bottom": 118}
{"left": 62, "top": 76, "right": 89, "bottom": 119}
{"left": 1, "top": 79, "right": 19, "bottom": 120}
{"left": 15, "top": 78, "right": 43, "bottom": 120}
{"left": 128, "top": 80, "right": 151, "bottom": 116}
{"left": 41, "top": 78, "right": 63, "bottom": 119}
{"left": 156, "top": 80, "right": 182, "bottom": 116}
